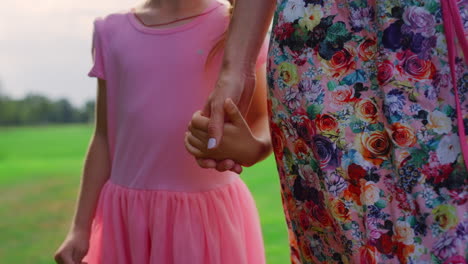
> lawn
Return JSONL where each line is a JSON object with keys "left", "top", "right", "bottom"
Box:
{"left": 0, "top": 125, "right": 289, "bottom": 263}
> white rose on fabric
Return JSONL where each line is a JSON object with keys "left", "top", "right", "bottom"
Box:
{"left": 283, "top": 0, "right": 306, "bottom": 23}
{"left": 394, "top": 221, "right": 415, "bottom": 245}
{"left": 428, "top": 110, "right": 452, "bottom": 134}
{"left": 360, "top": 182, "right": 380, "bottom": 205}
{"left": 298, "top": 4, "right": 323, "bottom": 31}
{"left": 436, "top": 134, "right": 461, "bottom": 164}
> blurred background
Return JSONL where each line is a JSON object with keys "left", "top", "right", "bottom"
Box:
{"left": 0, "top": 0, "right": 289, "bottom": 263}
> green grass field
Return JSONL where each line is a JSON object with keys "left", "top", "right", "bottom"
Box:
{"left": 0, "top": 125, "right": 289, "bottom": 264}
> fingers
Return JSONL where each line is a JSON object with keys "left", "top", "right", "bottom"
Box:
{"left": 190, "top": 111, "right": 210, "bottom": 131}
{"left": 186, "top": 132, "right": 206, "bottom": 151}
{"left": 216, "top": 159, "right": 235, "bottom": 172}
{"left": 207, "top": 100, "right": 225, "bottom": 149}
{"left": 188, "top": 122, "right": 209, "bottom": 142}
{"left": 184, "top": 133, "right": 205, "bottom": 158}
{"left": 231, "top": 164, "right": 243, "bottom": 174}
{"left": 196, "top": 158, "right": 217, "bottom": 169}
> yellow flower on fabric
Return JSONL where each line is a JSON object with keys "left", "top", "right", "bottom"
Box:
{"left": 433, "top": 205, "right": 458, "bottom": 230}
{"left": 278, "top": 62, "right": 299, "bottom": 86}
{"left": 299, "top": 4, "right": 323, "bottom": 31}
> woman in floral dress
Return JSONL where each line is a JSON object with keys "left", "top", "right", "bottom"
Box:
{"left": 199, "top": 0, "right": 468, "bottom": 263}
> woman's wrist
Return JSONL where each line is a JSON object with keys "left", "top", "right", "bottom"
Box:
{"left": 221, "top": 54, "right": 256, "bottom": 75}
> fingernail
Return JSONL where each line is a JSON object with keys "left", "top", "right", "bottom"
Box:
{"left": 207, "top": 138, "right": 216, "bottom": 149}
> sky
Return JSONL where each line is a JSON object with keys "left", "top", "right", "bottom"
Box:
{"left": 0, "top": 0, "right": 135, "bottom": 106}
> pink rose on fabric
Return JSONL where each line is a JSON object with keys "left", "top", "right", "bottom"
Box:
{"left": 377, "top": 60, "right": 394, "bottom": 85}
{"left": 402, "top": 6, "right": 436, "bottom": 37}
{"left": 331, "top": 85, "right": 356, "bottom": 107}
{"left": 398, "top": 54, "right": 435, "bottom": 80}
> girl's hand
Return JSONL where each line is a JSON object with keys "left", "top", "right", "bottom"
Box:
{"left": 54, "top": 228, "right": 90, "bottom": 264}
{"left": 201, "top": 67, "right": 257, "bottom": 150}
{"left": 185, "top": 99, "right": 267, "bottom": 167}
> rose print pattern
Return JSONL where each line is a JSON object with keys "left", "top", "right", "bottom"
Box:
{"left": 267, "top": 0, "right": 468, "bottom": 263}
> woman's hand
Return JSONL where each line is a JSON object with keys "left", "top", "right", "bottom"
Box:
{"left": 54, "top": 228, "right": 90, "bottom": 264}
{"left": 202, "top": 67, "right": 257, "bottom": 150}
{"left": 186, "top": 99, "right": 269, "bottom": 168}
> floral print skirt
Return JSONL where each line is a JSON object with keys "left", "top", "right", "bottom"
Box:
{"left": 267, "top": 0, "right": 468, "bottom": 263}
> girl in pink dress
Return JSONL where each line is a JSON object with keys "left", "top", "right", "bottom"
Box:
{"left": 54, "top": 0, "right": 271, "bottom": 263}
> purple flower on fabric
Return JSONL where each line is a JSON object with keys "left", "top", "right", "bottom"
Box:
{"left": 384, "top": 89, "right": 406, "bottom": 119}
{"left": 424, "top": 85, "right": 439, "bottom": 100}
{"left": 349, "top": 7, "right": 375, "bottom": 32}
{"left": 383, "top": 21, "right": 403, "bottom": 50}
{"left": 419, "top": 36, "right": 437, "bottom": 60}
{"left": 284, "top": 88, "right": 301, "bottom": 110}
{"left": 299, "top": 79, "right": 323, "bottom": 103}
{"left": 432, "top": 233, "right": 459, "bottom": 260}
{"left": 409, "top": 33, "right": 425, "bottom": 53}
{"left": 401, "top": 6, "right": 436, "bottom": 37}
{"left": 461, "top": 4, "right": 468, "bottom": 29}
{"left": 325, "top": 172, "right": 348, "bottom": 196}
{"left": 313, "top": 135, "right": 341, "bottom": 171}
{"left": 456, "top": 221, "right": 468, "bottom": 241}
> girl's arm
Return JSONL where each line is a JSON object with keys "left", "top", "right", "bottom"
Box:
{"left": 55, "top": 79, "right": 110, "bottom": 264}
{"left": 185, "top": 65, "right": 272, "bottom": 167}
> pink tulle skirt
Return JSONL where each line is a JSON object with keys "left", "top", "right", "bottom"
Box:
{"left": 83, "top": 178, "right": 265, "bottom": 264}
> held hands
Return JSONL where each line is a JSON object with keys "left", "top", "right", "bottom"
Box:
{"left": 54, "top": 229, "right": 90, "bottom": 264}
{"left": 185, "top": 99, "right": 264, "bottom": 171}
{"left": 202, "top": 67, "right": 256, "bottom": 149}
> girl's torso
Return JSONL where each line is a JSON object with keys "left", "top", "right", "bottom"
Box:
{"left": 93, "top": 0, "right": 238, "bottom": 191}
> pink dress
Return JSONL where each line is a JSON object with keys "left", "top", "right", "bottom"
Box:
{"left": 83, "top": 1, "right": 267, "bottom": 263}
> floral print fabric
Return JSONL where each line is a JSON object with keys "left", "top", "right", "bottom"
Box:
{"left": 267, "top": 0, "right": 468, "bottom": 263}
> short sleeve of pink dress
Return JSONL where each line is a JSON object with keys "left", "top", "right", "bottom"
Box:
{"left": 82, "top": 1, "right": 266, "bottom": 263}
{"left": 88, "top": 20, "right": 106, "bottom": 80}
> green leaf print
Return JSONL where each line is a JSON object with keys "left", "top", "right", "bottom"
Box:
{"left": 375, "top": 199, "right": 387, "bottom": 209}
{"left": 409, "top": 149, "right": 429, "bottom": 168}
{"left": 425, "top": 1, "right": 439, "bottom": 14}
{"left": 414, "top": 237, "right": 422, "bottom": 244}
{"left": 368, "top": 122, "right": 384, "bottom": 132}
{"left": 408, "top": 215, "right": 417, "bottom": 227}
{"left": 441, "top": 105, "right": 455, "bottom": 117}
{"left": 431, "top": 254, "right": 442, "bottom": 264}
{"left": 327, "top": 81, "right": 337, "bottom": 91}
{"left": 350, "top": 120, "right": 365, "bottom": 133}
{"left": 307, "top": 104, "right": 324, "bottom": 120}
{"left": 309, "top": 158, "right": 320, "bottom": 171}
{"left": 325, "top": 22, "right": 352, "bottom": 44}
{"left": 343, "top": 222, "right": 353, "bottom": 230}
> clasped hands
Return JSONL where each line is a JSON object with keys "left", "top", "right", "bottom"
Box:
{"left": 184, "top": 99, "right": 260, "bottom": 174}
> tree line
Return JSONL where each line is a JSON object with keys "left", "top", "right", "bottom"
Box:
{"left": 0, "top": 92, "right": 95, "bottom": 126}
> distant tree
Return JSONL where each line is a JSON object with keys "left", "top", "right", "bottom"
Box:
{"left": 0, "top": 91, "right": 95, "bottom": 126}
{"left": 82, "top": 100, "right": 95, "bottom": 123}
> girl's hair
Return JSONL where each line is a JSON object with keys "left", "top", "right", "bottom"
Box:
{"left": 206, "top": 0, "right": 234, "bottom": 67}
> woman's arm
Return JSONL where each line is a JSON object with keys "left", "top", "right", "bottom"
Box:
{"left": 242, "top": 65, "right": 272, "bottom": 164}
{"left": 55, "top": 79, "right": 111, "bottom": 264}
{"left": 202, "top": 0, "right": 276, "bottom": 149}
